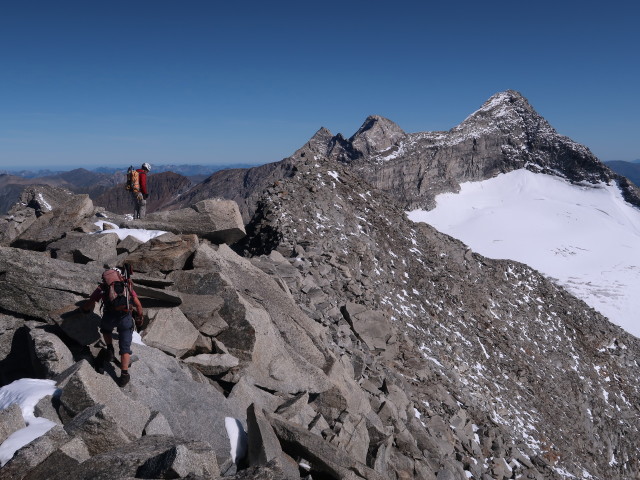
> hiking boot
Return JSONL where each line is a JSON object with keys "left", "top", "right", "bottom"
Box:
{"left": 106, "top": 345, "right": 115, "bottom": 362}
{"left": 117, "top": 371, "right": 130, "bottom": 387}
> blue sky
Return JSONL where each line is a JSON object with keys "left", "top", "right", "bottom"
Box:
{"left": 1, "top": 0, "right": 637, "bottom": 170}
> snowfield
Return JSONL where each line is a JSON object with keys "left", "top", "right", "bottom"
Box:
{"left": 408, "top": 169, "right": 640, "bottom": 338}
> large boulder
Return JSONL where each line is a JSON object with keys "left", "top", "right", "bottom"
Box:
{"left": 57, "top": 360, "right": 151, "bottom": 439}
{"left": 47, "top": 232, "right": 118, "bottom": 265}
{"left": 121, "top": 342, "right": 242, "bottom": 463}
{"left": 0, "top": 403, "right": 25, "bottom": 444}
{"left": 124, "top": 232, "right": 198, "bottom": 273}
{"left": 142, "top": 307, "right": 199, "bottom": 358}
{"left": 265, "top": 413, "right": 387, "bottom": 480}
{"left": 0, "top": 185, "right": 81, "bottom": 247}
{"left": 246, "top": 404, "right": 300, "bottom": 480}
{"left": 0, "top": 246, "right": 103, "bottom": 322}
{"left": 27, "top": 325, "right": 75, "bottom": 377}
{"left": 127, "top": 199, "right": 246, "bottom": 244}
{"left": 11, "top": 190, "right": 95, "bottom": 251}
{"left": 341, "top": 303, "right": 398, "bottom": 358}
{"left": 183, "top": 352, "right": 240, "bottom": 376}
{"left": 178, "top": 293, "right": 228, "bottom": 336}
{"left": 57, "top": 435, "right": 220, "bottom": 480}
{"left": 0, "top": 425, "right": 70, "bottom": 475}
{"left": 173, "top": 244, "right": 335, "bottom": 395}
{"left": 62, "top": 403, "right": 131, "bottom": 456}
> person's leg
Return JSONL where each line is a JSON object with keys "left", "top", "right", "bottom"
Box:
{"left": 116, "top": 315, "right": 134, "bottom": 387}
{"left": 132, "top": 193, "right": 140, "bottom": 218}
{"left": 139, "top": 198, "right": 146, "bottom": 219}
{"left": 99, "top": 318, "right": 116, "bottom": 361}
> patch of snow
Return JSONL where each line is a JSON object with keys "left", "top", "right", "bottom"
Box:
{"left": 37, "top": 193, "right": 52, "bottom": 211}
{"left": 0, "top": 379, "right": 58, "bottom": 466}
{"left": 94, "top": 222, "right": 168, "bottom": 243}
{"left": 224, "top": 417, "right": 247, "bottom": 464}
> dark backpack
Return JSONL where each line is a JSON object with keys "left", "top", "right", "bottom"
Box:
{"left": 101, "top": 269, "right": 130, "bottom": 314}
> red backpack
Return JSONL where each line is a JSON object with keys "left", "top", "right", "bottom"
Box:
{"left": 101, "top": 268, "right": 130, "bottom": 313}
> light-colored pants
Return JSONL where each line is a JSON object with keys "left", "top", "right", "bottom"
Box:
{"left": 133, "top": 193, "right": 146, "bottom": 219}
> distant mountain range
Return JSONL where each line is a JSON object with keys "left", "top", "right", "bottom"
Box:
{"left": 0, "top": 164, "right": 261, "bottom": 215}
{"left": 0, "top": 163, "right": 261, "bottom": 179}
{"left": 605, "top": 160, "right": 640, "bottom": 186}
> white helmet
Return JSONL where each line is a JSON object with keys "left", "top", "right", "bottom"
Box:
{"left": 142, "top": 162, "right": 151, "bottom": 172}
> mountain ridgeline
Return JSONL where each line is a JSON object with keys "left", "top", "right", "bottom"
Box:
{"left": 168, "top": 90, "right": 640, "bottom": 220}
{"left": 0, "top": 91, "right": 639, "bottom": 479}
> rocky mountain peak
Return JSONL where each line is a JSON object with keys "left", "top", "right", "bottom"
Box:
{"left": 456, "top": 89, "right": 555, "bottom": 137}
{"left": 349, "top": 114, "right": 406, "bottom": 157}
{"left": 292, "top": 126, "right": 335, "bottom": 160}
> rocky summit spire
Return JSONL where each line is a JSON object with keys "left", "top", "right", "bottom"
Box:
{"left": 457, "top": 89, "right": 556, "bottom": 137}
{"left": 292, "top": 127, "right": 335, "bottom": 160}
{"left": 349, "top": 115, "right": 406, "bottom": 157}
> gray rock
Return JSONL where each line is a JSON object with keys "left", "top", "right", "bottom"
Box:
{"left": 142, "top": 307, "right": 199, "bottom": 358}
{"left": 143, "top": 411, "right": 173, "bottom": 436}
{"left": 124, "top": 232, "right": 198, "bottom": 273}
{"left": 0, "top": 246, "right": 104, "bottom": 323}
{"left": 227, "top": 376, "right": 283, "bottom": 418}
{"left": 1, "top": 186, "right": 84, "bottom": 246}
{"left": 342, "top": 302, "right": 397, "bottom": 356}
{"left": 0, "top": 403, "right": 25, "bottom": 444}
{"left": 63, "top": 403, "right": 131, "bottom": 456}
{"left": 122, "top": 342, "right": 241, "bottom": 463}
{"left": 47, "top": 232, "right": 118, "bottom": 264}
{"left": 328, "top": 413, "right": 370, "bottom": 465}
{"left": 54, "top": 308, "right": 102, "bottom": 347}
{"left": 11, "top": 192, "right": 95, "bottom": 251}
{"left": 27, "top": 326, "right": 74, "bottom": 377}
{"left": 0, "top": 425, "right": 69, "bottom": 477}
{"left": 33, "top": 395, "right": 62, "bottom": 426}
{"left": 58, "top": 360, "right": 150, "bottom": 439}
{"left": 64, "top": 435, "right": 220, "bottom": 480}
{"left": 137, "top": 441, "right": 220, "bottom": 479}
{"left": 203, "top": 245, "right": 334, "bottom": 394}
{"left": 274, "top": 392, "right": 317, "bottom": 428}
{"left": 247, "top": 404, "right": 300, "bottom": 480}
{"left": 194, "top": 333, "right": 213, "bottom": 353}
{"left": 266, "top": 412, "right": 387, "bottom": 480}
{"left": 58, "top": 436, "right": 91, "bottom": 462}
{"left": 131, "top": 283, "right": 183, "bottom": 305}
{"left": 12, "top": 449, "right": 80, "bottom": 480}
{"left": 128, "top": 198, "right": 246, "bottom": 244}
{"left": 184, "top": 352, "right": 240, "bottom": 376}
{"left": 116, "top": 234, "right": 143, "bottom": 254}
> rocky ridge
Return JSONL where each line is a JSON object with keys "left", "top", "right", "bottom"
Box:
{"left": 167, "top": 90, "right": 640, "bottom": 214}
{"left": 237, "top": 156, "right": 640, "bottom": 479}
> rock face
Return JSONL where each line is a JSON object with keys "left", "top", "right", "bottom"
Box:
{"left": 236, "top": 157, "right": 640, "bottom": 479}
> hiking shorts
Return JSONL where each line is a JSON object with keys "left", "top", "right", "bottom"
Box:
{"left": 100, "top": 313, "right": 134, "bottom": 355}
